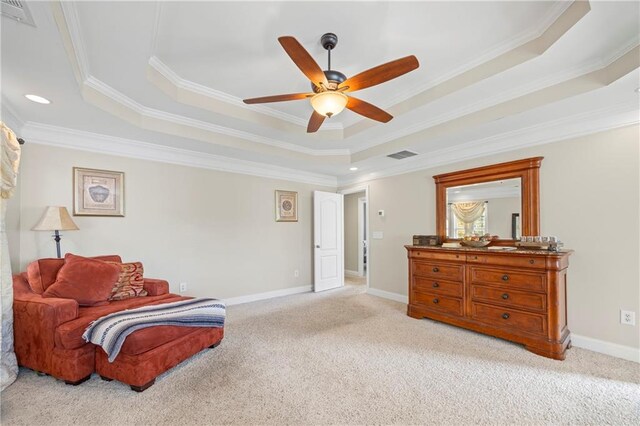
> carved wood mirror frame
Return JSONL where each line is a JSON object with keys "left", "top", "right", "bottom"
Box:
{"left": 434, "top": 157, "right": 543, "bottom": 245}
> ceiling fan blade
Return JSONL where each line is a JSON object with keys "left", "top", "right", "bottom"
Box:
{"left": 307, "top": 111, "right": 325, "bottom": 133}
{"left": 278, "top": 36, "right": 329, "bottom": 89}
{"left": 340, "top": 55, "right": 419, "bottom": 92}
{"left": 243, "top": 93, "right": 312, "bottom": 104}
{"left": 346, "top": 96, "right": 393, "bottom": 123}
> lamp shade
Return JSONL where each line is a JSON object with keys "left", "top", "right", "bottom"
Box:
{"left": 310, "top": 91, "right": 348, "bottom": 117}
{"left": 32, "top": 206, "right": 79, "bottom": 231}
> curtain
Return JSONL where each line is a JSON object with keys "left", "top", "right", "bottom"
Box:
{"left": 1, "top": 122, "right": 21, "bottom": 391}
{"left": 451, "top": 201, "right": 485, "bottom": 235}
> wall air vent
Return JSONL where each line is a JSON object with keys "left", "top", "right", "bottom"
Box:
{"left": 387, "top": 150, "right": 418, "bottom": 160}
{"left": 1, "top": 0, "right": 35, "bottom": 26}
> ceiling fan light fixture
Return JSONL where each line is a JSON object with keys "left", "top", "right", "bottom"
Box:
{"left": 310, "top": 91, "right": 348, "bottom": 118}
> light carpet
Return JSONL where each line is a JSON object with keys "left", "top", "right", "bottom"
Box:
{"left": 1, "top": 285, "right": 639, "bottom": 425}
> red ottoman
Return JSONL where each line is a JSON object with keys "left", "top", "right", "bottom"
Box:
{"left": 95, "top": 325, "right": 224, "bottom": 391}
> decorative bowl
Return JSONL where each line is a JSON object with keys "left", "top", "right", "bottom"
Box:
{"left": 460, "top": 240, "right": 491, "bottom": 248}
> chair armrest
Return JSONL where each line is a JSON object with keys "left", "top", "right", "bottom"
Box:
{"left": 13, "top": 293, "right": 79, "bottom": 329}
{"left": 13, "top": 285, "right": 79, "bottom": 372}
{"left": 143, "top": 278, "right": 169, "bottom": 296}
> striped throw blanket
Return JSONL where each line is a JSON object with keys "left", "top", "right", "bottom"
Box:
{"left": 83, "top": 298, "right": 225, "bottom": 362}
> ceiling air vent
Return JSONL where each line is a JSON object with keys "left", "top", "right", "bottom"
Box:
{"left": 387, "top": 150, "right": 418, "bottom": 160}
{"left": 1, "top": 0, "right": 35, "bottom": 26}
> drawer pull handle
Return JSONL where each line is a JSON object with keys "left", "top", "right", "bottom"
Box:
{"left": 432, "top": 282, "right": 440, "bottom": 288}
{"left": 502, "top": 313, "right": 510, "bottom": 320}
{"left": 502, "top": 293, "right": 509, "bottom": 300}
{"left": 502, "top": 274, "right": 509, "bottom": 281}
{"left": 432, "top": 267, "right": 439, "bottom": 272}
{"left": 433, "top": 298, "right": 439, "bottom": 304}
{"left": 416, "top": 252, "right": 421, "bottom": 256}
{"left": 529, "top": 259, "right": 535, "bottom": 264}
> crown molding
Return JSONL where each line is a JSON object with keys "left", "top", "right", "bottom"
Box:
{"left": 15, "top": 98, "right": 637, "bottom": 191}
{"left": 56, "top": 1, "right": 89, "bottom": 83}
{"left": 21, "top": 122, "right": 338, "bottom": 187}
{"left": 338, "top": 100, "right": 640, "bottom": 187}
{"left": 148, "top": 56, "right": 343, "bottom": 132}
{"left": 603, "top": 36, "right": 640, "bottom": 68}
{"left": 83, "top": 76, "right": 349, "bottom": 157}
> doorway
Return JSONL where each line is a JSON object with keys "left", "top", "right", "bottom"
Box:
{"left": 341, "top": 186, "right": 369, "bottom": 288}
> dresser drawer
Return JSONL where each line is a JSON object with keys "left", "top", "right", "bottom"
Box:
{"left": 469, "top": 267, "right": 546, "bottom": 293}
{"left": 466, "top": 253, "right": 545, "bottom": 270}
{"left": 413, "top": 276, "right": 462, "bottom": 297}
{"left": 413, "top": 261, "right": 464, "bottom": 282}
{"left": 470, "top": 285, "right": 546, "bottom": 312}
{"left": 471, "top": 302, "right": 547, "bottom": 336}
{"left": 410, "top": 250, "right": 464, "bottom": 262}
{"left": 413, "top": 291, "right": 463, "bottom": 317}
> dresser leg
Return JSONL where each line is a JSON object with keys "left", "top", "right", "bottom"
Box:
{"left": 525, "top": 345, "right": 566, "bottom": 360}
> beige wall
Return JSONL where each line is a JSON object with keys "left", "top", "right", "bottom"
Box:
{"left": 344, "top": 191, "right": 365, "bottom": 273}
{"left": 352, "top": 125, "right": 639, "bottom": 349}
{"left": 9, "top": 143, "right": 333, "bottom": 299}
{"left": 7, "top": 125, "right": 639, "bottom": 352}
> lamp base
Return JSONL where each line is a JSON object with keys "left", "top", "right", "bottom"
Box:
{"left": 53, "top": 230, "right": 62, "bottom": 259}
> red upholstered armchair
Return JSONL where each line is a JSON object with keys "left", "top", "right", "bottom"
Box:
{"left": 12, "top": 256, "right": 171, "bottom": 385}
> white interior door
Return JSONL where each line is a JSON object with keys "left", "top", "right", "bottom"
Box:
{"left": 314, "top": 191, "right": 344, "bottom": 292}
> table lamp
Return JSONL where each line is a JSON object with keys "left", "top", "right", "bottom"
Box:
{"left": 32, "top": 206, "right": 79, "bottom": 258}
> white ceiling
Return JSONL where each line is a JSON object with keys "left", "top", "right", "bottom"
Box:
{"left": 1, "top": 1, "right": 638, "bottom": 185}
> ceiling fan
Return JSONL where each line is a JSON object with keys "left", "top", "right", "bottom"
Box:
{"left": 243, "top": 33, "right": 419, "bottom": 133}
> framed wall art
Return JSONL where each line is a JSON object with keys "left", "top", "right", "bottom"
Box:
{"left": 73, "top": 167, "right": 124, "bottom": 216}
{"left": 275, "top": 190, "right": 298, "bottom": 222}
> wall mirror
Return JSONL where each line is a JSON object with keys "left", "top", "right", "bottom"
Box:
{"left": 434, "top": 157, "right": 543, "bottom": 244}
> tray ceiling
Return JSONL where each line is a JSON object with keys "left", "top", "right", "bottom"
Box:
{"left": 1, "top": 1, "right": 638, "bottom": 184}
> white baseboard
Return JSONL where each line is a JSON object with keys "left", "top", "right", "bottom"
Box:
{"left": 571, "top": 334, "right": 639, "bottom": 363}
{"left": 366, "top": 287, "right": 408, "bottom": 304}
{"left": 366, "top": 289, "right": 639, "bottom": 363}
{"left": 223, "top": 285, "right": 312, "bottom": 306}
{"left": 345, "top": 270, "right": 362, "bottom": 277}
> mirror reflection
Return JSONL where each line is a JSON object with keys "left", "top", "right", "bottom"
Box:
{"left": 446, "top": 178, "right": 521, "bottom": 240}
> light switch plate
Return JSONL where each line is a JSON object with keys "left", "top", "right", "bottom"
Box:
{"left": 372, "top": 231, "right": 384, "bottom": 239}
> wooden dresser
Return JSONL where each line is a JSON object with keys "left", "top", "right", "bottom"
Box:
{"left": 405, "top": 246, "right": 573, "bottom": 360}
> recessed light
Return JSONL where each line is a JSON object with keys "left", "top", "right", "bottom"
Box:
{"left": 25, "top": 94, "right": 51, "bottom": 104}
{"left": 635, "top": 87, "right": 640, "bottom": 93}
{"left": 349, "top": 167, "right": 358, "bottom": 171}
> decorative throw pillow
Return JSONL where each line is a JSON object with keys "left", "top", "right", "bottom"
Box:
{"left": 42, "top": 254, "right": 120, "bottom": 306}
{"left": 107, "top": 261, "right": 148, "bottom": 301}
{"left": 26, "top": 255, "right": 122, "bottom": 294}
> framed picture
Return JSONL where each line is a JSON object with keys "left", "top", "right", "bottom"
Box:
{"left": 275, "top": 190, "right": 298, "bottom": 222}
{"left": 73, "top": 167, "right": 124, "bottom": 216}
